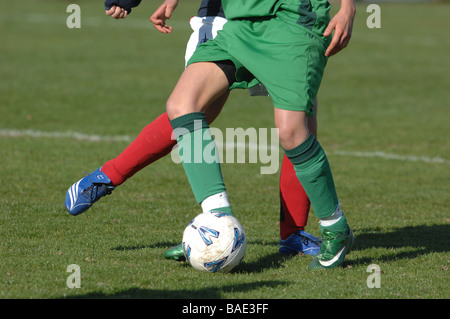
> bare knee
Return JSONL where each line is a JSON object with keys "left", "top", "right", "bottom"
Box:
{"left": 278, "top": 126, "right": 310, "bottom": 150}
{"left": 166, "top": 95, "right": 183, "bottom": 121}
{"left": 275, "top": 109, "right": 310, "bottom": 150}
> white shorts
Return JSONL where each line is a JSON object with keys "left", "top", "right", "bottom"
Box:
{"left": 184, "top": 16, "right": 228, "bottom": 67}
{"left": 184, "top": 15, "right": 269, "bottom": 97}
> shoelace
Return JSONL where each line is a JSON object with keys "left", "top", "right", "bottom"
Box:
{"left": 299, "top": 234, "right": 322, "bottom": 246}
{"left": 80, "top": 172, "right": 113, "bottom": 202}
{"left": 300, "top": 236, "right": 312, "bottom": 246}
{"left": 81, "top": 184, "right": 113, "bottom": 201}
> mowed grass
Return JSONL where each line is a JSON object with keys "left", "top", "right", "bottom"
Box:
{"left": 0, "top": 0, "right": 449, "bottom": 299}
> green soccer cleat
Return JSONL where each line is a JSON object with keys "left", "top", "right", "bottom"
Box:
{"left": 309, "top": 227, "right": 354, "bottom": 270}
{"left": 164, "top": 244, "right": 185, "bottom": 262}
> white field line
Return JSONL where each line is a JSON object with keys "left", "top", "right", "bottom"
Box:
{"left": 1, "top": 128, "right": 449, "bottom": 165}
{"left": 0, "top": 128, "right": 133, "bottom": 143}
{"left": 331, "top": 150, "right": 450, "bottom": 165}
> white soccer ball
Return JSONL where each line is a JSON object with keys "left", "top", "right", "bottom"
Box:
{"left": 182, "top": 211, "right": 247, "bottom": 273}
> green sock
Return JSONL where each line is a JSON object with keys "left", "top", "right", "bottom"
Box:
{"left": 318, "top": 202, "right": 349, "bottom": 233}
{"left": 170, "top": 112, "right": 230, "bottom": 211}
{"left": 284, "top": 134, "right": 340, "bottom": 220}
{"left": 320, "top": 214, "right": 348, "bottom": 233}
{"left": 211, "top": 206, "right": 234, "bottom": 217}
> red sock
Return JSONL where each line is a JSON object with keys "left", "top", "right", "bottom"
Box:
{"left": 279, "top": 154, "right": 311, "bottom": 240}
{"left": 101, "top": 113, "right": 311, "bottom": 238}
{"left": 101, "top": 113, "right": 176, "bottom": 186}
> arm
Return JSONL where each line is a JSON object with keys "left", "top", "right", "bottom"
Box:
{"left": 149, "top": 0, "right": 179, "bottom": 33}
{"left": 324, "top": 0, "right": 356, "bottom": 57}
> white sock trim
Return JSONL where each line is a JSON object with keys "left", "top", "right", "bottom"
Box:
{"left": 319, "top": 203, "right": 343, "bottom": 227}
{"left": 201, "top": 192, "right": 230, "bottom": 213}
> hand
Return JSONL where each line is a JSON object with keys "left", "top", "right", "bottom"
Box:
{"left": 324, "top": 0, "right": 356, "bottom": 57}
{"left": 106, "top": 6, "right": 128, "bottom": 19}
{"left": 149, "top": 0, "right": 179, "bottom": 33}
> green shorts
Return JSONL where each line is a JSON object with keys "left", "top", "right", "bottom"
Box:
{"left": 187, "top": 7, "right": 330, "bottom": 116}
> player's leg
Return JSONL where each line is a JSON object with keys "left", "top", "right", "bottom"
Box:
{"left": 65, "top": 92, "right": 228, "bottom": 217}
{"left": 190, "top": 15, "right": 319, "bottom": 256}
{"left": 102, "top": 113, "right": 174, "bottom": 187}
{"left": 64, "top": 93, "right": 229, "bottom": 216}
{"left": 103, "top": 16, "right": 229, "bottom": 187}
{"left": 101, "top": 91, "right": 229, "bottom": 187}
{"left": 65, "top": 14, "right": 228, "bottom": 216}
{"left": 167, "top": 61, "right": 234, "bottom": 218}
{"left": 163, "top": 92, "right": 230, "bottom": 261}
{"left": 166, "top": 97, "right": 320, "bottom": 261}
{"left": 65, "top": 112, "right": 175, "bottom": 215}
{"left": 279, "top": 97, "right": 321, "bottom": 256}
{"left": 217, "top": 14, "right": 352, "bottom": 267}
{"left": 275, "top": 108, "right": 353, "bottom": 269}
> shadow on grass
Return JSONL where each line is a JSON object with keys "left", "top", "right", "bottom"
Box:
{"left": 110, "top": 225, "right": 449, "bottom": 270}
{"left": 65, "top": 242, "right": 290, "bottom": 299}
{"left": 112, "top": 241, "right": 180, "bottom": 251}
{"left": 62, "top": 280, "right": 288, "bottom": 299}
{"left": 348, "top": 224, "right": 450, "bottom": 266}
{"left": 235, "top": 247, "right": 299, "bottom": 274}
{"left": 112, "top": 240, "right": 293, "bottom": 274}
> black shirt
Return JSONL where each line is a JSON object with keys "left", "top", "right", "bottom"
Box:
{"left": 197, "top": 0, "right": 225, "bottom": 18}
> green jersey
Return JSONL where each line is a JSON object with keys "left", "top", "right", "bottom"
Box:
{"left": 223, "top": 0, "right": 330, "bottom": 36}
{"left": 222, "top": 0, "right": 281, "bottom": 19}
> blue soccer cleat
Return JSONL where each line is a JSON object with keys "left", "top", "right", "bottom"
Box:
{"left": 279, "top": 230, "right": 322, "bottom": 256}
{"left": 65, "top": 168, "right": 115, "bottom": 215}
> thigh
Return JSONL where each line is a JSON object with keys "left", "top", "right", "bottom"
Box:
{"left": 166, "top": 62, "right": 230, "bottom": 120}
{"left": 204, "top": 91, "right": 230, "bottom": 124}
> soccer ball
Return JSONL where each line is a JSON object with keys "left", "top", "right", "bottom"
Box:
{"left": 182, "top": 211, "right": 247, "bottom": 273}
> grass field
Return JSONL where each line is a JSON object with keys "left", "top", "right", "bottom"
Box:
{"left": 0, "top": 0, "right": 449, "bottom": 300}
